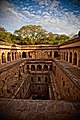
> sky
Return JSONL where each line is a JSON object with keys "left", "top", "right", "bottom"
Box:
{"left": 0, "top": 0, "right": 80, "bottom": 36}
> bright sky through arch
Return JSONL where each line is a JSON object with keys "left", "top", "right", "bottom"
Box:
{"left": 0, "top": 0, "right": 80, "bottom": 36}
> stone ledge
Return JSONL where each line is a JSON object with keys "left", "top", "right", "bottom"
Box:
{"left": 0, "top": 59, "right": 26, "bottom": 73}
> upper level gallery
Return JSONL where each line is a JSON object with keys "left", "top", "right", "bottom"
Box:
{"left": 0, "top": 36, "right": 80, "bottom": 67}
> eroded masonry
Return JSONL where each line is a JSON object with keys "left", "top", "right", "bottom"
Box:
{"left": 0, "top": 37, "right": 80, "bottom": 120}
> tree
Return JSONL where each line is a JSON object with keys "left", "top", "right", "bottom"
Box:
{"left": 14, "top": 25, "right": 47, "bottom": 44}
{"left": 55, "top": 34, "right": 69, "bottom": 44}
{"left": 0, "top": 25, "right": 70, "bottom": 45}
{"left": 0, "top": 27, "right": 6, "bottom": 41}
{"left": 0, "top": 27, "right": 11, "bottom": 42}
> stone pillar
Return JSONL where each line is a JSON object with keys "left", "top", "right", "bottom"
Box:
{"left": 17, "top": 52, "right": 18, "bottom": 59}
{"left": 35, "top": 65, "right": 37, "bottom": 72}
{"left": 60, "top": 51, "right": 62, "bottom": 59}
{"left": 20, "top": 52, "right": 22, "bottom": 58}
{"left": 18, "top": 52, "right": 20, "bottom": 59}
{"left": 62, "top": 52, "right": 63, "bottom": 59}
{"left": 22, "top": 62, "right": 25, "bottom": 73}
{"left": 17, "top": 52, "right": 19, "bottom": 59}
{"left": 0, "top": 52, "right": 2, "bottom": 64}
{"left": 48, "top": 65, "right": 49, "bottom": 71}
{"left": 29, "top": 65, "right": 31, "bottom": 71}
{"left": 14, "top": 52, "right": 15, "bottom": 60}
{"left": 64, "top": 52, "right": 65, "bottom": 60}
{"left": 77, "top": 52, "right": 80, "bottom": 67}
{"left": 68, "top": 51, "right": 70, "bottom": 63}
{"left": 5, "top": 52, "right": 8, "bottom": 63}
{"left": 35, "top": 51, "right": 37, "bottom": 58}
{"left": 14, "top": 52, "right": 16, "bottom": 60}
{"left": 72, "top": 51, "right": 74, "bottom": 65}
{"left": 59, "top": 51, "right": 61, "bottom": 59}
{"left": 65, "top": 52, "right": 68, "bottom": 61}
{"left": 62, "top": 52, "right": 63, "bottom": 60}
{"left": 42, "top": 51, "right": 44, "bottom": 58}
{"left": 10, "top": 52, "right": 12, "bottom": 61}
{"left": 25, "top": 52, "right": 29, "bottom": 58}
{"left": 49, "top": 85, "right": 52, "bottom": 100}
{"left": 16, "top": 52, "right": 18, "bottom": 59}
{"left": 52, "top": 51, "right": 54, "bottom": 59}
{"left": 48, "top": 65, "right": 50, "bottom": 71}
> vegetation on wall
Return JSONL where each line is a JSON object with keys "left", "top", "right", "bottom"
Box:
{"left": 0, "top": 25, "right": 70, "bottom": 45}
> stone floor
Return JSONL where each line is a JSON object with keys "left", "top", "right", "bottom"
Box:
{"left": 0, "top": 98, "right": 80, "bottom": 120}
{"left": 61, "top": 60, "right": 80, "bottom": 79}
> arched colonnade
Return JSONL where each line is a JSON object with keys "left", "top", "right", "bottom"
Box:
{"left": 1, "top": 51, "right": 22, "bottom": 64}
{"left": 0, "top": 49, "right": 80, "bottom": 67}
{"left": 60, "top": 50, "right": 80, "bottom": 67}
{"left": 0, "top": 50, "right": 59, "bottom": 64}
{"left": 28, "top": 64, "right": 53, "bottom": 72}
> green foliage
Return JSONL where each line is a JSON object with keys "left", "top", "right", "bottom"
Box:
{"left": 0, "top": 25, "right": 70, "bottom": 45}
{"left": 0, "top": 27, "right": 14, "bottom": 43}
{"left": 14, "top": 25, "right": 47, "bottom": 45}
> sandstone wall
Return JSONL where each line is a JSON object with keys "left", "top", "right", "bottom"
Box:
{"left": 0, "top": 59, "right": 29, "bottom": 98}
{"left": 51, "top": 60, "right": 80, "bottom": 102}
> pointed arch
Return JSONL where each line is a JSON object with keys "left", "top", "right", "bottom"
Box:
{"left": 22, "top": 52, "right": 26, "bottom": 58}
{"left": 43, "top": 65, "right": 48, "bottom": 71}
{"left": 2, "top": 52, "right": 6, "bottom": 63}
{"left": 37, "top": 65, "right": 42, "bottom": 71}
{"left": 12, "top": 52, "right": 14, "bottom": 60}
{"left": 54, "top": 51, "right": 58, "bottom": 58}
{"left": 31, "top": 65, "right": 35, "bottom": 71}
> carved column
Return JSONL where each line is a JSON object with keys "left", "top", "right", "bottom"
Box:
{"left": 77, "top": 52, "right": 80, "bottom": 67}
{"left": 10, "top": 52, "right": 12, "bottom": 61}
{"left": 0, "top": 52, "right": 2, "bottom": 64}
{"left": 60, "top": 51, "right": 62, "bottom": 60}
{"left": 5, "top": 52, "right": 8, "bottom": 63}
{"left": 68, "top": 51, "right": 70, "bottom": 63}
{"left": 72, "top": 51, "right": 74, "bottom": 65}
{"left": 52, "top": 51, "right": 54, "bottom": 59}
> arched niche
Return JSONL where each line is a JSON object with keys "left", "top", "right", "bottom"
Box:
{"left": 43, "top": 65, "right": 48, "bottom": 71}
{"left": 69, "top": 52, "right": 72, "bottom": 63}
{"left": 2, "top": 52, "right": 6, "bottom": 63}
{"left": 66, "top": 52, "right": 68, "bottom": 61}
{"left": 54, "top": 51, "right": 58, "bottom": 58}
{"left": 22, "top": 52, "right": 26, "bottom": 58}
{"left": 12, "top": 52, "right": 14, "bottom": 60}
{"left": 37, "top": 65, "right": 42, "bottom": 71}
{"left": 31, "top": 65, "right": 35, "bottom": 71}
{"left": 74, "top": 52, "right": 77, "bottom": 65}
